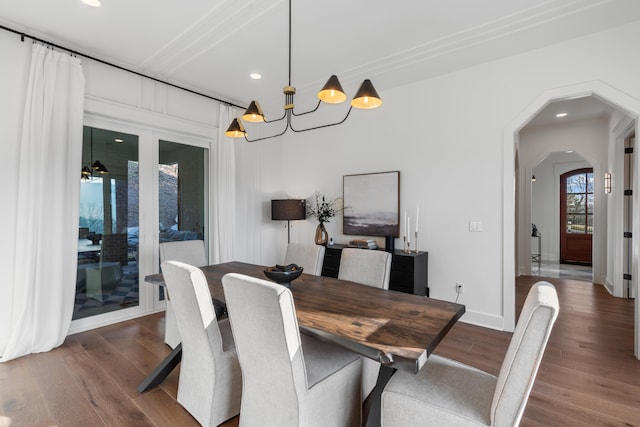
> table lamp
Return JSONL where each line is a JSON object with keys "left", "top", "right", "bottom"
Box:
{"left": 271, "top": 199, "right": 306, "bottom": 243}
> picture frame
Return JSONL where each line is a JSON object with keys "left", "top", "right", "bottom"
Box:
{"left": 343, "top": 171, "right": 400, "bottom": 237}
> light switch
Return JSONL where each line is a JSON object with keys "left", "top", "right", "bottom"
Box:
{"left": 469, "top": 221, "right": 483, "bottom": 232}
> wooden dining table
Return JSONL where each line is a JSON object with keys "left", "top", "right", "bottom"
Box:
{"left": 139, "top": 261, "right": 465, "bottom": 395}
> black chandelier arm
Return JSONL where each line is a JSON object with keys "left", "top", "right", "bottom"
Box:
{"left": 289, "top": 106, "right": 353, "bottom": 133}
{"left": 262, "top": 110, "right": 288, "bottom": 124}
{"left": 244, "top": 113, "right": 292, "bottom": 143}
{"left": 291, "top": 100, "right": 322, "bottom": 117}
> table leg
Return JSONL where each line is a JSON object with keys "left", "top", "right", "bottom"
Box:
{"left": 363, "top": 365, "right": 396, "bottom": 427}
{"left": 137, "top": 343, "right": 182, "bottom": 392}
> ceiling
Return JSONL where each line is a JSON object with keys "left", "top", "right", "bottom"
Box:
{"left": 524, "top": 96, "right": 620, "bottom": 129}
{"left": 2, "top": 0, "right": 640, "bottom": 119}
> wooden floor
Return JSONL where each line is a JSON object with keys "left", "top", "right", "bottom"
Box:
{"left": 1, "top": 276, "right": 638, "bottom": 426}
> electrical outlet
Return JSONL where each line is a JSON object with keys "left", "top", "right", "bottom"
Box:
{"left": 456, "top": 283, "right": 464, "bottom": 294}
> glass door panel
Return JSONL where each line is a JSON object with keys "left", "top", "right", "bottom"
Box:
{"left": 560, "top": 168, "right": 593, "bottom": 264}
{"left": 157, "top": 140, "right": 207, "bottom": 300}
{"left": 74, "top": 126, "right": 139, "bottom": 320}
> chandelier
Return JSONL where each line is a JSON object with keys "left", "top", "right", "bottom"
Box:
{"left": 80, "top": 127, "right": 109, "bottom": 181}
{"left": 225, "top": 0, "right": 382, "bottom": 143}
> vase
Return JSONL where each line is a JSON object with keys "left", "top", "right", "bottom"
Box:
{"left": 315, "top": 222, "right": 328, "bottom": 246}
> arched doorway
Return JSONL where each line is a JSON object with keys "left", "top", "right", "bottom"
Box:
{"left": 502, "top": 81, "right": 640, "bottom": 359}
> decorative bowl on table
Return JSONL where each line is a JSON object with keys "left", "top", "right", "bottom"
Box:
{"left": 263, "top": 264, "right": 304, "bottom": 288}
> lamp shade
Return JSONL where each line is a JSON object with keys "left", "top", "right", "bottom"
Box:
{"left": 81, "top": 166, "right": 92, "bottom": 181}
{"left": 318, "top": 75, "right": 347, "bottom": 104}
{"left": 271, "top": 199, "right": 306, "bottom": 220}
{"left": 92, "top": 160, "right": 109, "bottom": 174}
{"left": 242, "top": 101, "right": 265, "bottom": 122}
{"left": 351, "top": 79, "right": 382, "bottom": 109}
{"left": 225, "top": 118, "right": 247, "bottom": 138}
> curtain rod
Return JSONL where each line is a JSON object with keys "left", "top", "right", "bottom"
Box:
{"left": 0, "top": 24, "right": 246, "bottom": 110}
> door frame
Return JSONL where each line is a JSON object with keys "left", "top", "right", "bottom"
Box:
{"left": 559, "top": 167, "right": 594, "bottom": 265}
{"left": 69, "top": 98, "right": 215, "bottom": 335}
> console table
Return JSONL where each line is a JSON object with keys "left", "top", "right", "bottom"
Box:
{"left": 321, "top": 244, "right": 429, "bottom": 296}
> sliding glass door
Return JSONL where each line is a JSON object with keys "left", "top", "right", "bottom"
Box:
{"left": 74, "top": 126, "right": 139, "bottom": 320}
{"left": 72, "top": 123, "right": 210, "bottom": 327}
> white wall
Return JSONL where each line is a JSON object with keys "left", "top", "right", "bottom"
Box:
{"left": 238, "top": 20, "right": 640, "bottom": 331}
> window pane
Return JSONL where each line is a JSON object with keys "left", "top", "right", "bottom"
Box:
{"left": 587, "top": 214, "right": 594, "bottom": 234}
{"left": 587, "top": 173, "right": 594, "bottom": 193}
{"left": 159, "top": 140, "right": 206, "bottom": 243}
{"left": 587, "top": 194, "right": 594, "bottom": 212}
{"left": 75, "top": 127, "right": 139, "bottom": 320}
{"left": 566, "top": 213, "right": 586, "bottom": 233}
{"left": 158, "top": 140, "right": 207, "bottom": 301}
{"left": 567, "top": 194, "right": 585, "bottom": 214}
{"left": 567, "top": 174, "right": 586, "bottom": 194}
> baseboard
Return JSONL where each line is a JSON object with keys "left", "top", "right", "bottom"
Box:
{"left": 458, "top": 310, "right": 505, "bottom": 331}
{"left": 68, "top": 306, "right": 165, "bottom": 335}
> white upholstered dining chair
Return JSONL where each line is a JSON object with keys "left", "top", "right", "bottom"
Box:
{"left": 222, "top": 273, "right": 362, "bottom": 427}
{"left": 159, "top": 240, "right": 211, "bottom": 349}
{"left": 338, "top": 248, "right": 392, "bottom": 289}
{"left": 381, "top": 281, "right": 559, "bottom": 427}
{"left": 338, "top": 248, "right": 392, "bottom": 400}
{"left": 283, "top": 242, "right": 325, "bottom": 276}
{"left": 161, "top": 260, "right": 242, "bottom": 427}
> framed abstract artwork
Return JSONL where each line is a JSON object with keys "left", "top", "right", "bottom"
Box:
{"left": 343, "top": 171, "right": 400, "bottom": 237}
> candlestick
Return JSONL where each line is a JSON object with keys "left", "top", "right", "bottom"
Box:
{"left": 403, "top": 235, "right": 407, "bottom": 252}
{"left": 404, "top": 210, "right": 408, "bottom": 241}
{"left": 414, "top": 231, "right": 419, "bottom": 253}
{"left": 407, "top": 216, "right": 411, "bottom": 245}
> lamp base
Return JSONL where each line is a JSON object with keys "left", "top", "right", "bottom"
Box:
{"left": 385, "top": 236, "right": 395, "bottom": 252}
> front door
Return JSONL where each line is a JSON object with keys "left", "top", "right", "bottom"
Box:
{"left": 560, "top": 168, "right": 593, "bottom": 264}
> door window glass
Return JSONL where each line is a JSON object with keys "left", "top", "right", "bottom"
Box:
{"left": 75, "top": 126, "right": 139, "bottom": 319}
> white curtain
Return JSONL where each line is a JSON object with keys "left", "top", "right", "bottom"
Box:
{"left": 212, "top": 105, "right": 238, "bottom": 263}
{"left": 1, "top": 44, "right": 85, "bottom": 362}
{"left": 233, "top": 129, "right": 267, "bottom": 264}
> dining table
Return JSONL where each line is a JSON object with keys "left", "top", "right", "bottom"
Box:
{"left": 139, "top": 261, "right": 465, "bottom": 425}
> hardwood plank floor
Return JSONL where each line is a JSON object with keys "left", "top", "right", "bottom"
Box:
{"left": 1, "top": 276, "right": 638, "bottom": 426}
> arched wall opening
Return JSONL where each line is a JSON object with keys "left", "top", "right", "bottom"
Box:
{"left": 502, "top": 81, "right": 640, "bottom": 359}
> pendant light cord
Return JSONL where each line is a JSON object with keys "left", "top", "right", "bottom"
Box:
{"left": 288, "top": 0, "right": 292, "bottom": 87}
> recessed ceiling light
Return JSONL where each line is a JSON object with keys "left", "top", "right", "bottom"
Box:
{"left": 250, "top": 73, "right": 262, "bottom": 80}
{"left": 81, "top": 0, "right": 102, "bottom": 7}
{"left": 114, "top": 138, "right": 124, "bottom": 143}
{"left": 555, "top": 112, "right": 568, "bottom": 118}
{"left": 565, "top": 150, "right": 574, "bottom": 154}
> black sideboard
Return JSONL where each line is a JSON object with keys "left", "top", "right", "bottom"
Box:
{"left": 321, "top": 244, "right": 429, "bottom": 297}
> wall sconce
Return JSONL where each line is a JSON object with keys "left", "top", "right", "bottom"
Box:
{"left": 271, "top": 199, "right": 306, "bottom": 243}
{"left": 531, "top": 175, "right": 536, "bottom": 182}
{"left": 604, "top": 172, "right": 612, "bottom": 194}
